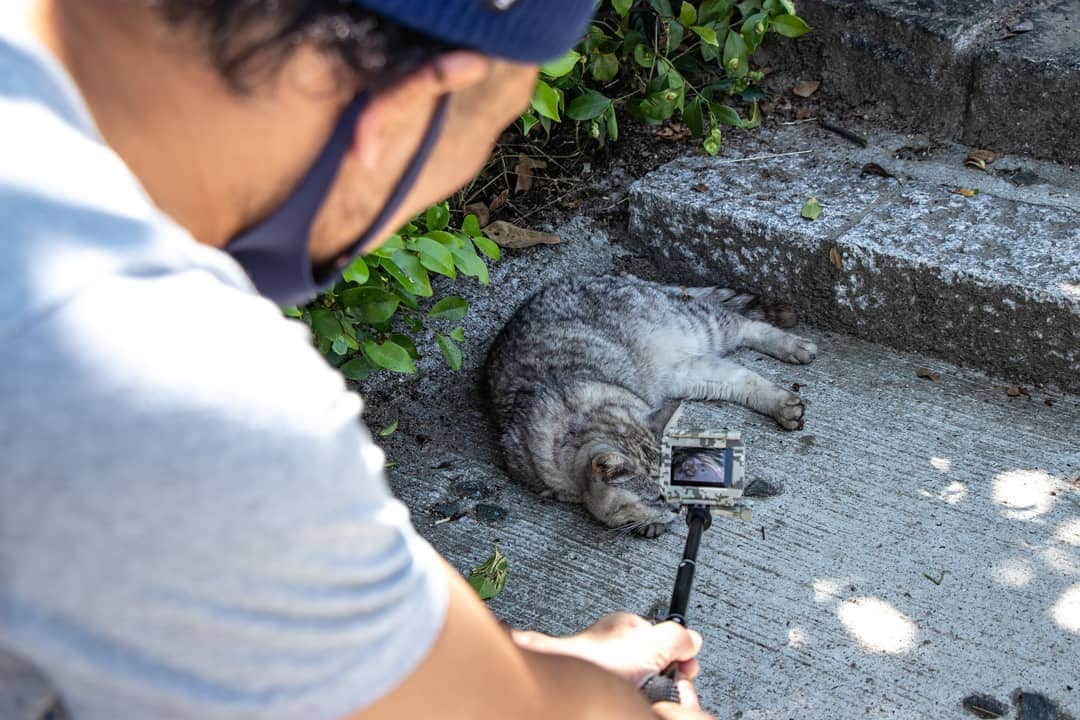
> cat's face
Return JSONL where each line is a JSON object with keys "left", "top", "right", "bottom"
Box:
{"left": 584, "top": 451, "right": 680, "bottom": 537}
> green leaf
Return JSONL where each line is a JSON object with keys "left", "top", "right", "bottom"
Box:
{"left": 362, "top": 339, "right": 417, "bottom": 374}
{"left": 699, "top": 0, "right": 734, "bottom": 24}
{"left": 590, "top": 53, "right": 619, "bottom": 83}
{"left": 531, "top": 80, "right": 562, "bottom": 122}
{"left": 384, "top": 251, "right": 433, "bottom": 297}
{"left": 711, "top": 103, "right": 742, "bottom": 126}
{"left": 648, "top": 0, "right": 674, "bottom": 17}
{"left": 633, "top": 43, "right": 655, "bottom": 68}
{"left": 801, "top": 196, "right": 822, "bottom": 220}
{"left": 282, "top": 306, "right": 302, "bottom": 319}
{"left": 341, "top": 287, "right": 400, "bottom": 324}
{"left": 604, "top": 103, "right": 619, "bottom": 141}
{"left": 741, "top": 11, "right": 769, "bottom": 50}
{"left": 340, "top": 356, "right": 376, "bottom": 381}
{"left": 371, "top": 233, "right": 404, "bottom": 259}
{"left": 379, "top": 420, "right": 398, "bottom": 437}
{"left": 540, "top": 49, "right": 581, "bottom": 79}
{"left": 449, "top": 327, "right": 466, "bottom": 342}
{"left": 612, "top": 0, "right": 633, "bottom": 17}
{"left": 466, "top": 547, "right": 508, "bottom": 601}
{"left": 679, "top": 1, "right": 698, "bottom": 26}
{"left": 341, "top": 255, "right": 370, "bottom": 285}
{"left": 690, "top": 25, "right": 719, "bottom": 46}
{"left": 428, "top": 296, "right": 468, "bottom": 323}
{"left": 470, "top": 235, "right": 502, "bottom": 261}
{"left": 409, "top": 236, "right": 457, "bottom": 278}
{"left": 703, "top": 126, "right": 723, "bottom": 155}
{"left": 437, "top": 334, "right": 463, "bottom": 371}
{"left": 521, "top": 112, "right": 539, "bottom": 136}
{"left": 425, "top": 204, "right": 450, "bottom": 232}
{"left": 462, "top": 214, "right": 482, "bottom": 237}
{"left": 740, "top": 99, "right": 762, "bottom": 129}
{"left": 331, "top": 336, "right": 348, "bottom": 356}
{"left": 665, "top": 18, "right": 685, "bottom": 54}
{"left": 426, "top": 230, "right": 464, "bottom": 249}
{"left": 451, "top": 244, "right": 490, "bottom": 284}
{"left": 308, "top": 308, "right": 342, "bottom": 341}
{"left": 772, "top": 13, "right": 812, "bottom": 37}
{"left": 723, "top": 29, "right": 748, "bottom": 76}
{"left": 389, "top": 334, "right": 421, "bottom": 360}
{"left": 684, "top": 96, "right": 705, "bottom": 136}
{"left": 567, "top": 90, "right": 613, "bottom": 121}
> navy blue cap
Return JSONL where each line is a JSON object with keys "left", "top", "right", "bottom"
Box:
{"left": 353, "top": 0, "right": 596, "bottom": 63}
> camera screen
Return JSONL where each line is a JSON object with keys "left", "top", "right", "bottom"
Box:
{"left": 671, "top": 448, "right": 733, "bottom": 488}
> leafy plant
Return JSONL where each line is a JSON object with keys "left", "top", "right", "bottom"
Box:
{"left": 522, "top": 0, "right": 811, "bottom": 155}
{"left": 287, "top": 202, "right": 499, "bottom": 379}
{"left": 467, "top": 546, "right": 509, "bottom": 601}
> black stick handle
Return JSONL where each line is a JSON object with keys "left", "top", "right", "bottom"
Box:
{"left": 640, "top": 506, "right": 712, "bottom": 705}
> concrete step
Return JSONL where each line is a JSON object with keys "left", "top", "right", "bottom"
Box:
{"left": 625, "top": 122, "right": 1080, "bottom": 392}
{"left": 758, "top": 0, "right": 1080, "bottom": 163}
{"left": 357, "top": 212, "right": 1080, "bottom": 720}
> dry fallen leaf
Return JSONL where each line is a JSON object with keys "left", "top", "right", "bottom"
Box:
{"left": 965, "top": 148, "right": 996, "bottom": 171}
{"left": 489, "top": 189, "right": 510, "bottom": 212}
{"left": 795, "top": 106, "right": 813, "bottom": 120}
{"left": 691, "top": 183, "right": 708, "bottom": 192}
{"left": 656, "top": 123, "right": 692, "bottom": 140}
{"left": 464, "top": 202, "right": 490, "bottom": 228}
{"left": 484, "top": 220, "right": 561, "bottom": 249}
{"left": 514, "top": 155, "right": 547, "bottom": 194}
{"left": 916, "top": 367, "right": 942, "bottom": 382}
{"left": 828, "top": 246, "right": 842, "bottom": 270}
{"left": 951, "top": 187, "right": 979, "bottom": 198}
{"left": 793, "top": 80, "right": 821, "bottom": 98}
{"left": 1007, "top": 385, "right": 1022, "bottom": 397}
{"left": 861, "top": 162, "right": 894, "bottom": 179}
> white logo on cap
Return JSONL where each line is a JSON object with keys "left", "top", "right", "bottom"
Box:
{"left": 487, "top": 0, "right": 518, "bottom": 11}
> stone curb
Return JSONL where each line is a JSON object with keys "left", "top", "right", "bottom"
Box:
{"left": 758, "top": 0, "right": 1080, "bottom": 163}
{"left": 625, "top": 124, "right": 1080, "bottom": 391}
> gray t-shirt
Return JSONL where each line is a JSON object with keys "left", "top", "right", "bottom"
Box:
{"left": 0, "top": 7, "right": 447, "bottom": 719}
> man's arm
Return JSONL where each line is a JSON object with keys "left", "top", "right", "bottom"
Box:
{"left": 350, "top": 560, "right": 711, "bottom": 720}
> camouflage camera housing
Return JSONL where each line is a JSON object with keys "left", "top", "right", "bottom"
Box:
{"left": 658, "top": 402, "right": 747, "bottom": 514}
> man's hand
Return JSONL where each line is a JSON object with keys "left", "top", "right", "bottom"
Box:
{"left": 512, "top": 612, "right": 703, "bottom": 687}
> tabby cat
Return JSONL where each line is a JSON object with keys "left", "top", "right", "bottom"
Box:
{"left": 485, "top": 275, "right": 817, "bottom": 537}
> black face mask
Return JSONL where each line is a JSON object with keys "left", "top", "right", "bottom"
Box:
{"left": 225, "top": 93, "right": 451, "bottom": 307}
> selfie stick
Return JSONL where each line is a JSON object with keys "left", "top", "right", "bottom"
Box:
{"left": 640, "top": 504, "right": 712, "bottom": 704}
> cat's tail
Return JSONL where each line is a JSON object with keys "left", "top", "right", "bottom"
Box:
{"left": 708, "top": 288, "right": 798, "bottom": 328}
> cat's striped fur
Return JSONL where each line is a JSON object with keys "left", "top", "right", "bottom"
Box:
{"left": 485, "top": 275, "right": 817, "bottom": 537}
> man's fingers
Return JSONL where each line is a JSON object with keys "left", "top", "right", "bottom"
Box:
{"left": 676, "top": 674, "right": 700, "bottom": 709}
{"left": 676, "top": 658, "right": 701, "bottom": 680}
{"left": 652, "top": 621, "right": 704, "bottom": 663}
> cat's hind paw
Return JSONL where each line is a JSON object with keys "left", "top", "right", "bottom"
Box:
{"left": 784, "top": 337, "right": 818, "bottom": 365}
{"left": 772, "top": 392, "right": 805, "bottom": 430}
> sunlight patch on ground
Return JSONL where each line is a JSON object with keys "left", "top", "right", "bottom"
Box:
{"left": 813, "top": 578, "right": 842, "bottom": 602}
{"left": 930, "top": 457, "right": 952, "bottom": 473}
{"left": 836, "top": 597, "right": 917, "bottom": 654}
{"left": 1051, "top": 584, "right": 1080, "bottom": 634}
{"left": 990, "top": 557, "right": 1034, "bottom": 588}
{"left": 1055, "top": 518, "right": 1080, "bottom": 547}
{"left": 992, "top": 469, "right": 1056, "bottom": 520}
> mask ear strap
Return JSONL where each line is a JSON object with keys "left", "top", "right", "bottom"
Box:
{"left": 315, "top": 93, "right": 451, "bottom": 286}
{"left": 225, "top": 93, "right": 451, "bottom": 306}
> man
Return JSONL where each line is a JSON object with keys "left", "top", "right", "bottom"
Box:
{"left": 0, "top": 1, "right": 713, "bottom": 718}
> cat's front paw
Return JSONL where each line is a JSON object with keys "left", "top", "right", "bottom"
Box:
{"left": 784, "top": 337, "right": 818, "bottom": 365}
{"left": 635, "top": 522, "right": 671, "bottom": 538}
{"left": 772, "top": 392, "right": 805, "bottom": 430}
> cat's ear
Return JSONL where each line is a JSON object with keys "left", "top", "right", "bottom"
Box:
{"left": 591, "top": 452, "right": 628, "bottom": 479}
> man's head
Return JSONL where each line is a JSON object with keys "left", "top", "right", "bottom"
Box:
{"left": 35, "top": 0, "right": 593, "bottom": 302}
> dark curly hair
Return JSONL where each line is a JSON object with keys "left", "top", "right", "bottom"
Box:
{"left": 155, "top": 0, "right": 455, "bottom": 93}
